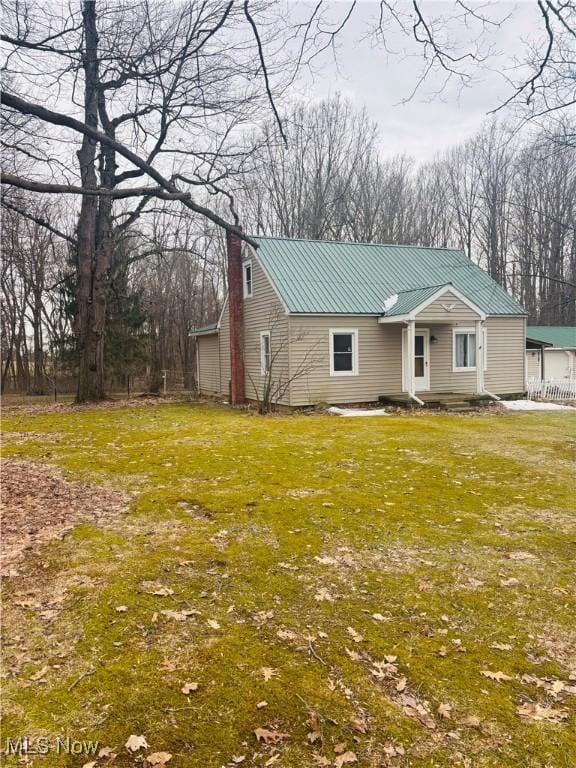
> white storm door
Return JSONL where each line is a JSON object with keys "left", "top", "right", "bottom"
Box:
{"left": 402, "top": 329, "right": 430, "bottom": 391}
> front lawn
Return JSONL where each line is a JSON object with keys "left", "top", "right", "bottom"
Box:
{"left": 1, "top": 403, "right": 575, "bottom": 767}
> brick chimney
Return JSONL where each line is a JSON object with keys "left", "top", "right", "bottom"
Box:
{"left": 227, "top": 229, "right": 245, "bottom": 404}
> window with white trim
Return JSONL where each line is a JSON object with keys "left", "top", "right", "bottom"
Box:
{"left": 453, "top": 328, "right": 477, "bottom": 371}
{"left": 329, "top": 330, "right": 358, "bottom": 376}
{"left": 243, "top": 261, "right": 253, "bottom": 298}
{"left": 260, "top": 331, "right": 271, "bottom": 375}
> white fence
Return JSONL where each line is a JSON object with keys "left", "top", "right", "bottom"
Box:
{"left": 527, "top": 378, "right": 576, "bottom": 401}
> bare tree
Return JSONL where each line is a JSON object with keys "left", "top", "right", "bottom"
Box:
{"left": 1, "top": 0, "right": 290, "bottom": 401}
{"left": 247, "top": 309, "right": 322, "bottom": 414}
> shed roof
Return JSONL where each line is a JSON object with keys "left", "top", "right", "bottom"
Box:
{"left": 192, "top": 322, "right": 218, "bottom": 335}
{"left": 526, "top": 326, "right": 576, "bottom": 348}
{"left": 251, "top": 236, "right": 525, "bottom": 316}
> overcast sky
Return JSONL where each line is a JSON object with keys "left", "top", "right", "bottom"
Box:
{"left": 293, "top": 1, "right": 543, "bottom": 160}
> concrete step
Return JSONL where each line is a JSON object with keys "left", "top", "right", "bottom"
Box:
{"left": 441, "top": 401, "right": 474, "bottom": 412}
{"left": 447, "top": 406, "right": 474, "bottom": 410}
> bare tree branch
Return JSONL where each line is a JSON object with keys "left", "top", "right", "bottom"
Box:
{"left": 1, "top": 91, "right": 258, "bottom": 246}
{"left": 0, "top": 197, "right": 77, "bottom": 246}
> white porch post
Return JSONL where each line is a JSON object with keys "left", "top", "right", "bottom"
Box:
{"left": 407, "top": 319, "right": 416, "bottom": 398}
{"left": 475, "top": 319, "right": 484, "bottom": 394}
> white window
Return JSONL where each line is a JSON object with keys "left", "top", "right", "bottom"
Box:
{"left": 243, "top": 261, "right": 253, "bottom": 298}
{"left": 329, "top": 329, "right": 358, "bottom": 376}
{"left": 260, "top": 331, "right": 271, "bottom": 375}
{"left": 453, "top": 328, "right": 477, "bottom": 371}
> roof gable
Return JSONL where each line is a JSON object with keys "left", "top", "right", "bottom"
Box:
{"left": 251, "top": 236, "right": 525, "bottom": 316}
{"left": 379, "top": 284, "right": 485, "bottom": 321}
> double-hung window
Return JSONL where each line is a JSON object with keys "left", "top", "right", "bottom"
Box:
{"left": 260, "top": 331, "right": 271, "bottom": 375}
{"left": 329, "top": 330, "right": 358, "bottom": 376}
{"left": 453, "top": 328, "right": 477, "bottom": 371}
{"left": 243, "top": 261, "right": 253, "bottom": 298}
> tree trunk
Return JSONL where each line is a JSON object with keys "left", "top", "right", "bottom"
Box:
{"left": 31, "top": 289, "right": 46, "bottom": 394}
{"left": 15, "top": 328, "right": 30, "bottom": 393}
{"left": 75, "top": 0, "right": 104, "bottom": 402}
{"left": 181, "top": 326, "right": 196, "bottom": 390}
{"left": 147, "top": 323, "right": 164, "bottom": 393}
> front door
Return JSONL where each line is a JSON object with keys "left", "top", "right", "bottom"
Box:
{"left": 402, "top": 328, "right": 430, "bottom": 391}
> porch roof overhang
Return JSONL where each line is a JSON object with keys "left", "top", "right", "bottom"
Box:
{"left": 191, "top": 322, "right": 219, "bottom": 336}
{"left": 378, "top": 283, "right": 486, "bottom": 324}
{"left": 526, "top": 337, "right": 553, "bottom": 349}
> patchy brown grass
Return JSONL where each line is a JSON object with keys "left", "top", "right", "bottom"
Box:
{"left": 1, "top": 459, "right": 129, "bottom": 576}
{"left": 1, "top": 403, "right": 575, "bottom": 768}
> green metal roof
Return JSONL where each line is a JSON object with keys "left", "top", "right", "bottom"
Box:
{"left": 381, "top": 284, "right": 449, "bottom": 316}
{"left": 251, "top": 236, "right": 526, "bottom": 316}
{"left": 192, "top": 322, "right": 218, "bottom": 335}
{"left": 527, "top": 326, "right": 576, "bottom": 348}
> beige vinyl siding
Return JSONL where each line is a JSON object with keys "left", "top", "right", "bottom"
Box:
{"left": 425, "top": 323, "right": 476, "bottom": 393}
{"left": 218, "top": 252, "right": 290, "bottom": 403}
{"left": 197, "top": 334, "right": 220, "bottom": 394}
{"left": 416, "top": 291, "right": 480, "bottom": 324}
{"left": 242, "top": 255, "right": 289, "bottom": 404}
{"left": 423, "top": 317, "right": 526, "bottom": 396}
{"left": 526, "top": 349, "right": 542, "bottom": 380}
{"left": 485, "top": 316, "right": 526, "bottom": 393}
{"left": 287, "top": 316, "right": 402, "bottom": 406}
{"left": 286, "top": 314, "right": 527, "bottom": 405}
{"left": 413, "top": 290, "right": 484, "bottom": 394}
{"left": 218, "top": 298, "right": 231, "bottom": 397}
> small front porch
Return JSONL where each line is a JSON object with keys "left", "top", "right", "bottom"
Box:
{"left": 378, "top": 283, "right": 496, "bottom": 407}
{"left": 379, "top": 391, "right": 495, "bottom": 412}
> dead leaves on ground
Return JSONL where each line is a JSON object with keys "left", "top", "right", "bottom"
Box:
{"left": 125, "top": 734, "right": 149, "bottom": 752}
{"left": 480, "top": 669, "right": 514, "bottom": 683}
{"left": 437, "top": 702, "right": 452, "bottom": 720}
{"left": 346, "top": 627, "right": 364, "bottom": 644}
{"left": 140, "top": 582, "right": 174, "bottom": 597}
{"left": 1, "top": 459, "right": 129, "bottom": 576}
{"left": 307, "top": 711, "right": 323, "bottom": 744}
{"left": 146, "top": 752, "right": 173, "bottom": 766}
{"left": 125, "top": 736, "right": 172, "bottom": 766}
{"left": 333, "top": 752, "right": 357, "bottom": 767}
{"left": 158, "top": 608, "right": 199, "bottom": 622}
{"left": 517, "top": 702, "right": 569, "bottom": 723}
{"left": 520, "top": 673, "right": 576, "bottom": 698}
{"left": 315, "top": 587, "right": 337, "bottom": 603}
{"left": 259, "top": 667, "right": 278, "bottom": 682}
{"left": 254, "top": 727, "right": 289, "bottom": 744}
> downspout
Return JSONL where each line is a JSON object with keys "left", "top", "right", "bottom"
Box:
{"left": 476, "top": 319, "right": 500, "bottom": 400}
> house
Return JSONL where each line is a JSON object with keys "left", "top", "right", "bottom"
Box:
{"left": 193, "top": 236, "right": 527, "bottom": 407}
{"left": 526, "top": 327, "right": 576, "bottom": 381}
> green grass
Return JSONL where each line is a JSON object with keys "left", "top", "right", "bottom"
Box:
{"left": 1, "top": 403, "right": 575, "bottom": 767}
